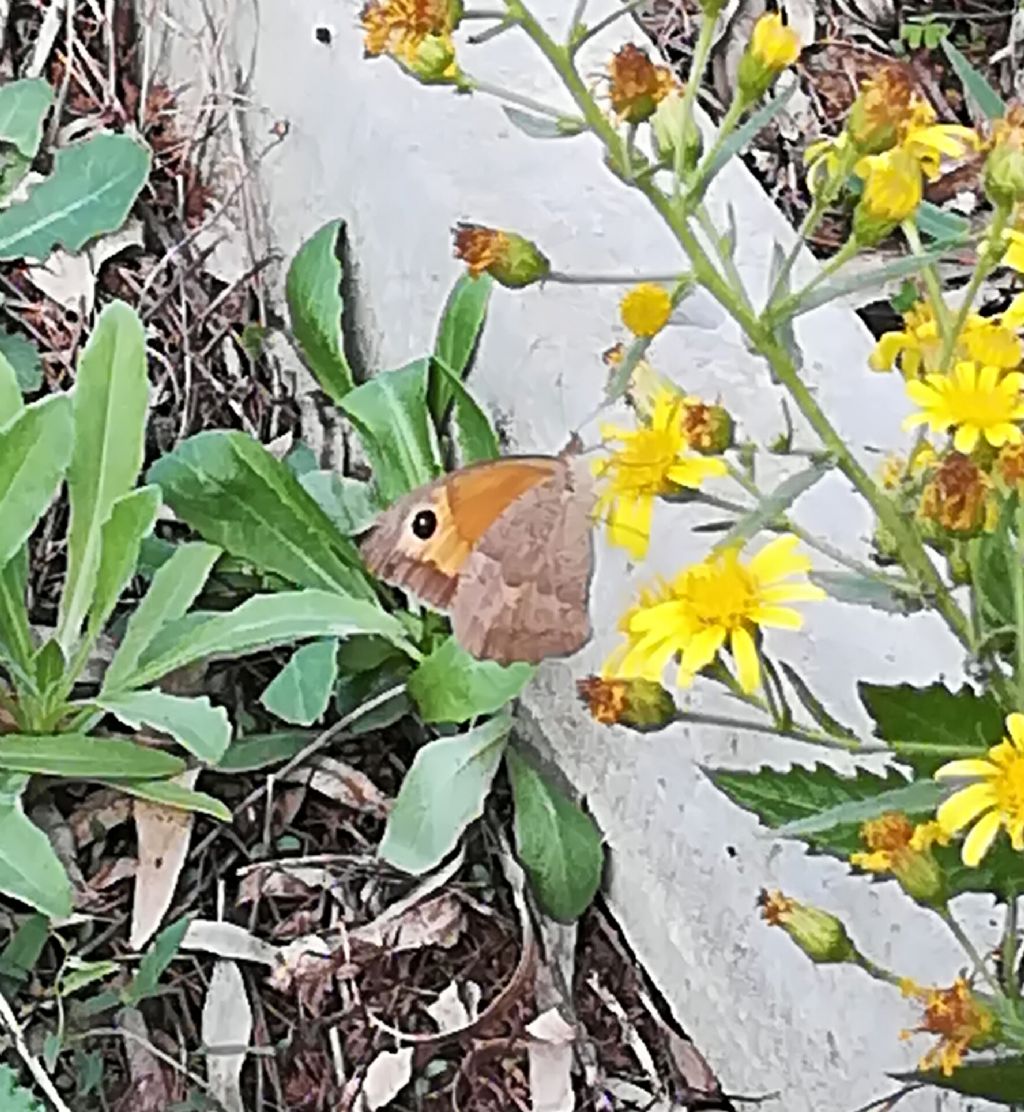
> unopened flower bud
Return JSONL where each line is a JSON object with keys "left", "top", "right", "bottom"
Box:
{"left": 984, "top": 104, "right": 1024, "bottom": 209}
{"left": 758, "top": 890, "right": 857, "bottom": 964}
{"left": 608, "top": 44, "right": 677, "bottom": 125}
{"left": 452, "top": 224, "right": 550, "bottom": 288}
{"left": 682, "top": 401, "right": 733, "bottom": 454}
{"left": 736, "top": 13, "right": 801, "bottom": 105}
{"left": 402, "top": 33, "right": 458, "bottom": 83}
{"left": 652, "top": 92, "right": 702, "bottom": 175}
{"left": 577, "top": 675, "right": 676, "bottom": 731}
{"left": 847, "top": 65, "right": 917, "bottom": 155}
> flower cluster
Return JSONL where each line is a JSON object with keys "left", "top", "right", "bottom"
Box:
{"left": 361, "top": 0, "right": 462, "bottom": 82}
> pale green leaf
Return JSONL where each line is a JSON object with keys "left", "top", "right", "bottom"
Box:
{"left": 0, "top": 330, "right": 41, "bottom": 393}
{"left": 216, "top": 731, "right": 314, "bottom": 773}
{"left": 774, "top": 780, "right": 949, "bottom": 837}
{"left": 97, "top": 690, "right": 231, "bottom": 765}
{"left": 941, "top": 39, "right": 1005, "bottom": 121}
{"left": 0, "top": 78, "right": 53, "bottom": 158}
{"left": 714, "top": 464, "right": 828, "bottom": 550}
{"left": 502, "top": 107, "right": 586, "bottom": 139}
{"left": 0, "top": 1064, "right": 44, "bottom": 1112}
{"left": 59, "top": 302, "right": 149, "bottom": 651}
{"left": 379, "top": 714, "right": 511, "bottom": 874}
{"left": 699, "top": 84, "right": 796, "bottom": 187}
{"left": 0, "top": 735, "right": 184, "bottom": 779}
{"left": 103, "top": 541, "right": 221, "bottom": 693}
{"left": 98, "top": 778, "right": 230, "bottom": 820}
{"left": 0, "top": 797, "right": 72, "bottom": 918}
{"left": 810, "top": 570, "right": 920, "bottom": 615}
{"left": 285, "top": 218, "right": 354, "bottom": 402}
{"left": 0, "top": 348, "right": 23, "bottom": 424}
{"left": 408, "top": 636, "right": 532, "bottom": 724}
{"left": 432, "top": 359, "right": 499, "bottom": 464}
{"left": 0, "top": 133, "right": 150, "bottom": 260}
{"left": 261, "top": 638, "right": 339, "bottom": 726}
{"left": 59, "top": 959, "right": 118, "bottom": 997}
{"left": 299, "top": 471, "right": 380, "bottom": 535}
{"left": 121, "top": 915, "right": 190, "bottom": 1005}
{"left": 506, "top": 747, "right": 603, "bottom": 922}
{"left": 0, "top": 551, "right": 32, "bottom": 682}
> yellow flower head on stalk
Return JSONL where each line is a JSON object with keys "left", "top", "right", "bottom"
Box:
{"left": 576, "top": 675, "right": 676, "bottom": 730}
{"left": 900, "top": 978, "right": 996, "bottom": 1076}
{"left": 758, "top": 890, "right": 856, "bottom": 964}
{"left": 847, "top": 64, "right": 919, "bottom": 155}
{"left": 853, "top": 147, "right": 923, "bottom": 243}
{"left": 606, "top": 535, "right": 824, "bottom": 693}
{"left": 607, "top": 44, "right": 677, "bottom": 124}
{"left": 620, "top": 283, "right": 673, "bottom": 337}
{"left": 593, "top": 393, "right": 727, "bottom": 558}
{"left": 935, "top": 711, "right": 1024, "bottom": 866}
{"left": 849, "top": 812, "right": 948, "bottom": 904}
{"left": 904, "top": 361, "right": 1024, "bottom": 454}
{"left": 899, "top": 100, "right": 981, "bottom": 182}
{"left": 985, "top": 103, "right": 1024, "bottom": 207}
{"left": 918, "top": 451, "right": 996, "bottom": 536}
{"left": 737, "top": 14, "right": 801, "bottom": 103}
{"left": 361, "top": 0, "right": 460, "bottom": 65}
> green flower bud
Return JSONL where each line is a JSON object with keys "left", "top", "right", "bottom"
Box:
{"left": 759, "top": 890, "right": 858, "bottom": 965}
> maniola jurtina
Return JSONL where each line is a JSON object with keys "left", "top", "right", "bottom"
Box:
{"left": 359, "top": 453, "right": 595, "bottom": 665}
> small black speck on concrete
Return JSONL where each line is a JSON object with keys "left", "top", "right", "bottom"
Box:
{"left": 315, "top": 26, "right": 332, "bottom": 44}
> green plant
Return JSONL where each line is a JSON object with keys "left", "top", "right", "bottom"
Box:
{"left": 151, "top": 222, "right": 604, "bottom": 921}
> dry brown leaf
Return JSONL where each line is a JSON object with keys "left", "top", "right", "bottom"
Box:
{"left": 359, "top": 1047, "right": 413, "bottom": 1110}
{"left": 352, "top": 893, "right": 464, "bottom": 952}
{"left": 130, "top": 770, "right": 199, "bottom": 951}
{"left": 236, "top": 864, "right": 330, "bottom": 904}
{"left": 70, "top": 790, "right": 132, "bottom": 848}
{"left": 116, "top": 1006, "right": 172, "bottom": 1112}
{"left": 281, "top": 756, "right": 390, "bottom": 817}
{"left": 87, "top": 856, "right": 137, "bottom": 892}
{"left": 202, "top": 960, "right": 251, "bottom": 1112}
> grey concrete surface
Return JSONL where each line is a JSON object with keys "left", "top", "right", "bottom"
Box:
{"left": 154, "top": 0, "right": 997, "bottom": 1107}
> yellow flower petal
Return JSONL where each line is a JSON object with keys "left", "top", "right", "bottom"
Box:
{"left": 1008, "top": 712, "right": 1024, "bottom": 747}
{"left": 678, "top": 625, "right": 726, "bottom": 681}
{"left": 731, "top": 626, "right": 760, "bottom": 693}
{"left": 934, "top": 759, "right": 1001, "bottom": 780}
{"left": 936, "top": 782, "right": 998, "bottom": 834}
{"left": 748, "top": 605, "right": 804, "bottom": 630}
{"left": 962, "top": 808, "right": 1003, "bottom": 867}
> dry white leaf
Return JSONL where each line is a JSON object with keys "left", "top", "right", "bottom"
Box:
{"left": 426, "top": 980, "right": 480, "bottom": 1034}
{"left": 266, "top": 934, "right": 333, "bottom": 993}
{"left": 527, "top": 1007, "right": 575, "bottom": 1112}
{"left": 27, "top": 220, "right": 144, "bottom": 311}
{"left": 360, "top": 1047, "right": 413, "bottom": 1110}
{"left": 236, "top": 864, "right": 330, "bottom": 904}
{"left": 130, "top": 770, "right": 199, "bottom": 951}
{"left": 202, "top": 960, "right": 251, "bottom": 1112}
{"left": 183, "top": 920, "right": 282, "bottom": 967}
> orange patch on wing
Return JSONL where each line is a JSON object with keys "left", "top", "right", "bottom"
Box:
{"left": 447, "top": 458, "right": 559, "bottom": 543}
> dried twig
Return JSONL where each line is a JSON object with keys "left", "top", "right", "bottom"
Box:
{"left": 0, "top": 987, "right": 73, "bottom": 1112}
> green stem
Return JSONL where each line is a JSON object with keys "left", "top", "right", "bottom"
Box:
{"left": 1004, "top": 892, "right": 1020, "bottom": 1000}
{"left": 676, "top": 12, "right": 722, "bottom": 194}
{"left": 938, "top": 203, "right": 1012, "bottom": 375}
{"left": 568, "top": 0, "right": 646, "bottom": 53}
{"left": 854, "top": 951, "right": 901, "bottom": 987}
{"left": 547, "top": 270, "right": 687, "bottom": 285}
{"left": 507, "top": 0, "right": 973, "bottom": 655}
{"left": 695, "top": 202, "right": 751, "bottom": 313}
{"left": 937, "top": 907, "right": 1002, "bottom": 996}
{"left": 773, "top": 236, "right": 858, "bottom": 319}
{"left": 465, "top": 76, "right": 575, "bottom": 122}
{"left": 462, "top": 7, "right": 507, "bottom": 16}
{"left": 902, "top": 219, "right": 952, "bottom": 344}
{"left": 670, "top": 706, "right": 881, "bottom": 752}
{"left": 685, "top": 96, "right": 744, "bottom": 204}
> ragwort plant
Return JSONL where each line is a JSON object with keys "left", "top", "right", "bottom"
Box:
{"left": 358, "top": 0, "right": 1024, "bottom": 1100}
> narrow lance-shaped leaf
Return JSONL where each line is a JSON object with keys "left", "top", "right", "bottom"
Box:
{"left": 100, "top": 778, "right": 231, "bottom": 821}
{"left": 432, "top": 358, "right": 499, "bottom": 464}
{"left": 0, "top": 133, "right": 150, "bottom": 260}
{"left": 59, "top": 302, "right": 149, "bottom": 652}
{"left": 430, "top": 273, "right": 493, "bottom": 422}
{"left": 893, "top": 1055, "right": 1024, "bottom": 1105}
{"left": 0, "top": 350, "right": 32, "bottom": 680}
{"left": 695, "top": 84, "right": 796, "bottom": 190}
{"left": 0, "top": 735, "right": 185, "bottom": 780}
{"left": 98, "top": 690, "right": 232, "bottom": 766}
{"left": 0, "top": 797, "right": 73, "bottom": 919}
{"left": 714, "top": 463, "right": 828, "bottom": 551}
{"left": 285, "top": 218, "right": 354, "bottom": 402}
{"left": 941, "top": 39, "right": 1005, "bottom": 121}
{"left": 379, "top": 714, "right": 512, "bottom": 875}
{"left": 103, "top": 541, "right": 221, "bottom": 693}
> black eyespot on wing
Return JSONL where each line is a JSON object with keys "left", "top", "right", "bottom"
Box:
{"left": 411, "top": 509, "right": 437, "bottom": 539}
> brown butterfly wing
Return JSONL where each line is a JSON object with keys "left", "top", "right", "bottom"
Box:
{"left": 451, "top": 458, "right": 595, "bottom": 665}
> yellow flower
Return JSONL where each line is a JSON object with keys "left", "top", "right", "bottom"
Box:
{"left": 935, "top": 711, "right": 1024, "bottom": 866}
{"left": 620, "top": 283, "right": 672, "bottom": 337}
{"left": 900, "top": 978, "right": 996, "bottom": 1076}
{"left": 997, "top": 441, "right": 1024, "bottom": 491}
{"left": 899, "top": 102, "right": 980, "bottom": 182}
{"left": 918, "top": 451, "right": 995, "bottom": 536}
{"left": 606, "top": 535, "right": 824, "bottom": 693}
{"left": 594, "top": 393, "right": 727, "bottom": 558}
{"left": 849, "top": 812, "right": 948, "bottom": 904}
{"left": 451, "top": 223, "right": 549, "bottom": 288}
{"left": 904, "top": 361, "right": 1024, "bottom": 454}
{"left": 361, "top": 0, "right": 460, "bottom": 64}
{"left": 607, "top": 44, "right": 677, "bottom": 124}
{"left": 853, "top": 147, "right": 922, "bottom": 242}
{"left": 737, "top": 13, "right": 801, "bottom": 104}
{"left": 1004, "top": 228, "right": 1024, "bottom": 272}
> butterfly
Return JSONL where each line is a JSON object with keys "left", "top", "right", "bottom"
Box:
{"left": 359, "top": 452, "right": 595, "bottom": 665}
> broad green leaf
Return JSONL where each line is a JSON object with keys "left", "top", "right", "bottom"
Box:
{"left": 261, "top": 638, "right": 339, "bottom": 726}
{"left": 335, "top": 666, "right": 412, "bottom": 737}
{"left": 103, "top": 541, "right": 221, "bottom": 692}
{"left": 506, "top": 747, "right": 603, "bottom": 922}
{"left": 0, "top": 1062, "right": 45, "bottom": 1112}
{"left": 0, "top": 133, "right": 150, "bottom": 260}
{"left": 0, "top": 330, "right": 42, "bottom": 393}
{"left": 0, "top": 913, "right": 48, "bottom": 983}
{"left": 33, "top": 638, "right": 65, "bottom": 702}
{"left": 0, "top": 549, "right": 33, "bottom": 682}
{"left": 285, "top": 218, "right": 354, "bottom": 402}
{"left": 714, "top": 464, "right": 828, "bottom": 550}
{"left": 430, "top": 273, "right": 493, "bottom": 421}
{"left": 941, "top": 39, "right": 1005, "bottom": 121}
{"left": 893, "top": 1055, "right": 1024, "bottom": 1104}
{"left": 705, "top": 762, "right": 918, "bottom": 858}
{"left": 502, "top": 106, "right": 586, "bottom": 139}
{"left": 59, "top": 959, "right": 119, "bottom": 997}
{"left": 299, "top": 471, "right": 380, "bottom": 535}
{"left": 0, "top": 78, "right": 52, "bottom": 157}
{"left": 774, "top": 780, "right": 948, "bottom": 837}
{"left": 0, "top": 735, "right": 184, "bottom": 779}
{"left": 0, "top": 149, "right": 30, "bottom": 206}
{"left": 59, "top": 302, "right": 149, "bottom": 650}
{"left": 148, "top": 430, "right": 374, "bottom": 600}
{"left": 408, "top": 636, "right": 532, "bottom": 724}
{"left": 0, "top": 798, "right": 73, "bottom": 918}
{"left": 433, "top": 358, "right": 499, "bottom": 464}
{"left": 0, "top": 349, "right": 23, "bottom": 423}
{"left": 98, "top": 690, "right": 231, "bottom": 765}
{"left": 87, "top": 486, "right": 160, "bottom": 643}
{"left": 379, "top": 713, "right": 512, "bottom": 874}
{"left": 340, "top": 359, "right": 443, "bottom": 503}
{"left": 99, "top": 778, "right": 230, "bottom": 820}
{"left": 0, "top": 394, "right": 72, "bottom": 569}
{"left": 699, "top": 84, "right": 796, "bottom": 187}
{"left": 858, "top": 681, "right": 1004, "bottom": 777}
{"left": 809, "top": 570, "right": 921, "bottom": 615}
{"left": 129, "top": 589, "right": 411, "bottom": 688}
{"left": 121, "top": 914, "right": 190, "bottom": 1005}
{"left": 216, "top": 730, "right": 315, "bottom": 773}
{"left": 283, "top": 441, "right": 318, "bottom": 478}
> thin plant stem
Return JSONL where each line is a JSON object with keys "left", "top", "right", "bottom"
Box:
{"left": 466, "top": 76, "right": 572, "bottom": 121}
{"left": 903, "top": 219, "right": 952, "bottom": 344}
{"left": 566, "top": 0, "right": 587, "bottom": 39}
{"left": 853, "top": 951, "right": 901, "bottom": 987}
{"left": 547, "top": 270, "right": 686, "bottom": 285}
{"left": 670, "top": 706, "right": 881, "bottom": 752}
{"left": 773, "top": 236, "right": 858, "bottom": 319}
{"left": 1003, "top": 892, "right": 1020, "bottom": 1000}
{"left": 695, "top": 202, "right": 751, "bottom": 313}
{"left": 677, "top": 11, "right": 720, "bottom": 193}
{"left": 0, "top": 986, "right": 73, "bottom": 1112}
{"left": 568, "top": 0, "right": 646, "bottom": 53}
{"left": 937, "top": 906, "right": 1002, "bottom": 996}
{"left": 685, "top": 96, "right": 745, "bottom": 205}
{"left": 462, "top": 8, "right": 507, "bottom": 16}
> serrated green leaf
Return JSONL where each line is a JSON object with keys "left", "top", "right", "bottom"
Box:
{"left": 59, "top": 302, "right": 149, "bottom": 651}
{"left": 379, "top": 714, "right": 511, "bottom": 874}
{"left": 261, "top": 638, "right": 339, "bottom": 726}
{"left": 0, "top": 798, "right": 72, "bottom": 919}
{"left": 128, "top": 589, "right": 411, "bottom": 688}
{"left": 299, "top": 471, "right": 380, "bottom": 536}
{"left": 285, "top": 218, "right": 354, "bottom": 402}
{"left": 715, "top": 464, "right": 827, "bottom": 550}
{"left": 0, "top": 394, "right": 72, "bottom": 569}
{"left": 506, "top": 747, "right": 603, "bottom": 922}
{"left": 340, "top": 359, "right": 443, "bottom": 503}
{"left": 408, "top": 636, "right": 531, "bottom": 724}
{"left": 0, "top": 133, "right": 149, "bottom": 260}
{"left": 941, "top": 39, "right": 1005, "bottom": 122}
{"left": 893, "top": 1055, "right": 1024, "bottom": 1104}
{"left": 0, "top": 734, "right": 184, "bottom": 779}
{"left": 0, "top": 329, "right": 42, "bottom": 393}
{"left": 433, "top": 358, "right": 499, "bottom": 464}
{"left": 148, "top": 430, "right": 374, "bottom": 600}
{"left": 859, "top": 681, "right": 1004, "bottom": 777}
{"left": 98, "top": 690, "right": 231, "bottom": 764}
{"left": 430, "top": 273, "right": 492, "bottom": 423}
{"left": 809, "top": 570, "right": 921, "bottom": 614}
{"left": 121, "top": 914, "right": 190, "bottom": 1005}
{"left": 0, "top": 78, "right": 52, "bottom": 158}
{"left": 99, "top": 778, "right": 230, "bottom": 820}
{"left": 103, "top": 541, "right": 221, "bottom": 692}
